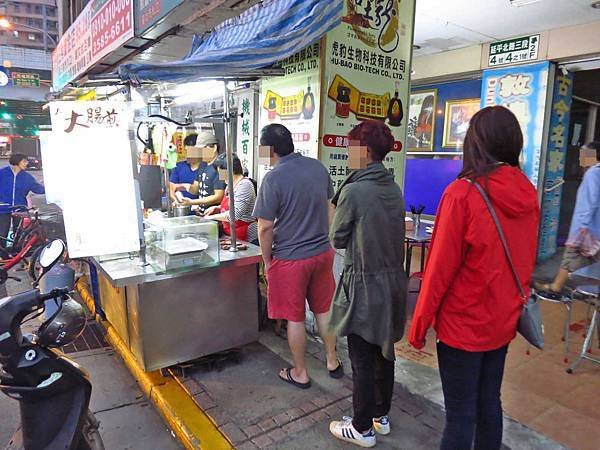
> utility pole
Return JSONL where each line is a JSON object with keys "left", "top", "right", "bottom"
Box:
{"left": 42, "top": 3, "right": 48, "bottom": 52}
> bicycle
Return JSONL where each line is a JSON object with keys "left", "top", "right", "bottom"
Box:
{"left": 0, "top": 206, "right": 47, "bottom": 285}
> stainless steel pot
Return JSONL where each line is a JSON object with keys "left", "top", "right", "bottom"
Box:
{"left": 173, "top": 205, "right": 191, "bottom": 217}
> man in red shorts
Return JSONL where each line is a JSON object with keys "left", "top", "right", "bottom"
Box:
{"left": 254, "top": 124, "right": 342, "bottom": 389}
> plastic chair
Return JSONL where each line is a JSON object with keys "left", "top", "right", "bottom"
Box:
{"left": 566, "top": 285, "right": 599, "bottom": 373}
{"left": 534, "top": 289, "right": 573, "bottom": 362}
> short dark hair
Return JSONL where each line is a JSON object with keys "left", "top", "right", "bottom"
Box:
{"left": 183, "top": 134, "right": 198, "bottom": 147}
{"left": 215, "top": 153, "right": 244, "bottom": 175}
{"left": 348, "top": 120, "right": 395, "bottom": 162}
{"left": 9, "top": 153, "right": 27, "bottom": 166}
{"left": 260, "top": 124, "right": 294, "bottom": 157}
{"left": 585, "top": 141, "right": 600, "bottom": 161}
{"left": 459, "top": 106, "right": 523, "bottom": 180}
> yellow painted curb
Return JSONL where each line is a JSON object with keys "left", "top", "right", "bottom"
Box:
{"left": 76, "top": 277, "right": 233, "bottom": 450}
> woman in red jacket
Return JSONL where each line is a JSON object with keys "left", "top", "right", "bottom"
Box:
{"left": 409, "top": 106, "right": 540, "bottom": 450}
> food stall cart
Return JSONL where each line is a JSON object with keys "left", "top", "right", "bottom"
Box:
{"left": 44, "top": 0, "right": 343, "bottom": 372}
{"left": 89, "top": 78, "right": 271, "bottom": 372}
{"left": 93, "top": 242, "right": 262, "bottom": 372}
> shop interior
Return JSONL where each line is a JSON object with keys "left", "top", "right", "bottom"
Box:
{"left": 558, "top": 65, "right": 600, "bottom": 245}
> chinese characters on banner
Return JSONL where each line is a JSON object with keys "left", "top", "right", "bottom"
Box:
{"left": 48, "top": 101, "right": 140, "bottom": 257}
{"left": 53, "top": 0, "right": 134, "bottom": 90}
{"left": 538, "top": 72, "right": 573, "bottom": 260}
{"left": 320, "top": 0, "right": 415, "bottom": 191}
{"left": 236, "top": 89, "right": 255, "bottom": 178}
{"left": 488, "top": 34, "right": 540, "bottom": 67}
{"left": 258, "top": 43, "right": 321, "bottom": 183}
{"left": 481, "top": 61, "right": 550, "bottom": 187}
{"left": 135, "top": 0, "right": 184, "bottom": 34}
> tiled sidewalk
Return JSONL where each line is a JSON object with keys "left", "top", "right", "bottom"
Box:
{"left": 398, "top": 248, "right": 600, "bottom": 450}
{"left": 174, "top": 334, "right": 445, "bottom": 450}
{"left": 171, "top": 328, "right": 561, "bottom": 450}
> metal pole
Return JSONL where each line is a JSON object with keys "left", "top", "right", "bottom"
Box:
{"left": 42, "top": 4, "right": 48, "bottom": 51}
{"left": 124, "top": 85, "right": 147, "bottom": 265}
{"left": 586, "top": 105, "right": 598, "bottom": 144}
{"left": 223, "top": 81, "right": 238, "bottom": 252}
{"left": 162, "top": 96, "right": 173, "bottom": 216}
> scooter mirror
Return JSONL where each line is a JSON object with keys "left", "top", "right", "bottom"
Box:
{"left": 39, "top": 239, "right": 66, "bottom": 270}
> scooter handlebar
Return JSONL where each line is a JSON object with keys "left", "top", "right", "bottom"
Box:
{"left": 38, "top": 288, "right": 70, "bottom": 303}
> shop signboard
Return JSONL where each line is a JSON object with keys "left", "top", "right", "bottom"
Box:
{"left": 235, "top": 89, "right": 255, "bottom": 179}
{"left": 47, "top": 101, "right": 140, "bottom": 257}
{"left": 320, "top": 0, "right": 415, "bottom": 190}
{"left": 258, "top": 43, "right": 321, "bottom": 184}
{"left": 538, "top": 71, "right": 573, "bottom": 260}
{"left": 11, "top": 72, "right": 40, "bottom": 87}
{"left": 480, "top": 61, "right": 550, "bottom": 187}
{"left": 53, "top": 0, "right": 135, "bottom": 91}
{"left": 135, "top": 0, "right": 183, "bottom": 35}
{"left": 488, "top": 34, "right": 540, "bottom": 67}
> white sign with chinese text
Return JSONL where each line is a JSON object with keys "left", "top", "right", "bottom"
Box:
{"left": 47, "top": 101, "right": 140, "bottom": 257}
{"left": 488, "top": 34, "right": 540, "bottom": 67}
{"left": 236, "top": 89, "right": 255, "bottom": 179}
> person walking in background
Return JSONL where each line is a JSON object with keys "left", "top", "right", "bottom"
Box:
{"left": 253, "top": 124, "right": 343, "bottom": 389}
{"left": 328, "top": 121, "right": 407, "bottom": 448}
{"left": 535, "top": 141, "right": 600, "bottom": 293}
{"left": 0, "top": 153, "right": 45, "bottom": 249}
{"left": 409, "top": 106, "right": 540, "bottom": 450}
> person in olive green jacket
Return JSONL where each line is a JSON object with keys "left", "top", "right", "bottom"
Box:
{"left": 328, "top": 121, "right": 407, "bottom": 448}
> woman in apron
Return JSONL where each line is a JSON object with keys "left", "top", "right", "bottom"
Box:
{"left": 204, "top": 154, "right": 257, "bottom": 244}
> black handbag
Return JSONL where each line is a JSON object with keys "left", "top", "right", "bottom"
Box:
{"left": 472, "top": 181, "right": 544, "bottom": 350}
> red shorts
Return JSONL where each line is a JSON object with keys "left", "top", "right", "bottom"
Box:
{"left": 266, "top": 248, "right": 335, "bottom": 322}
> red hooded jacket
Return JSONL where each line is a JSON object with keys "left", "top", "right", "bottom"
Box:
{"left": 409, "top": 166, "right": 540, "bottom": 352}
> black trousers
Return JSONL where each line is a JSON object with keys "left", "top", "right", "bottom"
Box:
{"left": 437, "top": 341, "right": 508, "bottom": 450}
{"left": 0, "top": 213, "right": 12, "bottom": 249}
{"left": 347, "top": 334, "right": 395, "bottom": 432}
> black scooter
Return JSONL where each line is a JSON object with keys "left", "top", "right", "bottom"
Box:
{"left": 0, "top": 240, "right": 104, "bottom": 450}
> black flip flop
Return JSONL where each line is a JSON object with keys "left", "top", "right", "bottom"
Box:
{"left": 279, "top": 368, "right": 312, "bottom": 390}
{"left": 329, "top": 359, "right": 344, "bottom": 379}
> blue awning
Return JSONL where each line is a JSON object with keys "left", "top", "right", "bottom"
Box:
{"left": 119, "top": 0, "right": 342, "bottom": 84}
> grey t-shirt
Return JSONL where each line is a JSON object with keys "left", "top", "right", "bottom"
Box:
{"left": 253, "top": 153, "right": 334, "bottom": 260}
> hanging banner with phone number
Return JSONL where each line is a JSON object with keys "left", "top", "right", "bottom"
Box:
{"left": 53, "top": 0, "right": 134, "bottom": 91}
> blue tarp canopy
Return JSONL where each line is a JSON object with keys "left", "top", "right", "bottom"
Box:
{"left": 119, "top": 0, "right": 342, "bottom": 84}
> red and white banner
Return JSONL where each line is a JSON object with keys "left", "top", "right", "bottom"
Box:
{"left": 53, "top": 0, "right": 134, "bottom": 91}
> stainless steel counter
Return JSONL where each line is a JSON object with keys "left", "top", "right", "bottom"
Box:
{"left": 92, "top": 243, "right": 262, "bottom": 372}
{"left": 92, "top": 244, "right": 262, "bottom": 287}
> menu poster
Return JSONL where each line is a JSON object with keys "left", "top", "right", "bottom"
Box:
{"left": 480, "top": 61, "right": 550, "bottom": 187}
{"left": 48, "top": 101, "right": 140, "bottom": 257}
{"left": 258, "top": 43, "right": 321, "bottom": 184}
{"left": 320, "top": 0, "right": 415, "bottom": 191}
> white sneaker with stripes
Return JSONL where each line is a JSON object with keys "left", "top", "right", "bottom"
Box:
{"left": 329, "top": 416, "right": 376, "bottom": 448}
{"left": 372, "top": 415, "right": 390, "bottom": 435}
